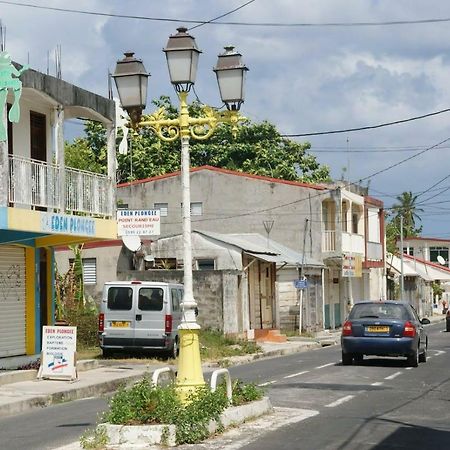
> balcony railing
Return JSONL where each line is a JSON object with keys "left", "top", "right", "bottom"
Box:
{"left": 367, "top": 241, "right": 383, "bottom": 261}
{"left": 322, "top": 230, "right": 336, "bottom": 252}
{"left": 8, "top": 155, "right": 113, "bottom": 217}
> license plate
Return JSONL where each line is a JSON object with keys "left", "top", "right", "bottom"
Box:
{"left": 111, "top": 321, "right": 130, "bottom": 328}
{"left": 367, "top": 326, "right": 389, "bottom": 333}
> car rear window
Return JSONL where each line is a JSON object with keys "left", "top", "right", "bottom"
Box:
{"left": 138, "top": 288, "right": 164, "bottom": 311}
{"left": 349, "top": 303, "right": 409, "bottom": 320}
{"left": 107, "top": 287, "right": 133, "bottom": 311}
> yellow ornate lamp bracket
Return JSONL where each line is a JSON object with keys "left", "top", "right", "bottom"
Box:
{"left": 135, "top": 91, "right": 245, "bottom": 142}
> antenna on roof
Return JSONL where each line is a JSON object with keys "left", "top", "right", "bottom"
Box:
{"left": 108, "top": 69, "right": 113, "bottom": 99}
{"left": 55, "top": 44, "right": 62, "bottom": 79}
{"left": 0, "top": 20, "right": 6, "bottom": 51}
{"left": 46, "top": 50, "right": 49, "bottom": 75}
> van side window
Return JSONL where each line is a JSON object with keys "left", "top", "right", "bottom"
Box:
{"left": 138, "top": 288, "right": 164, "bottom": 311}
{"left": 107, "top": 287, "right": 133, "bottom": 310}
{"left": 171, "top": 289, "right": 180, "bottom": 312}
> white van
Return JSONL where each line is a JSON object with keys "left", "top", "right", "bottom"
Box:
{"left": 98, "top": 281, "right": 183, "bottom": 358}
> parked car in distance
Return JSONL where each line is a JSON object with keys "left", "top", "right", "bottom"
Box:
{"left": 446, "top": 309, "right": 450, "bottom": 332}
{"left": 341, "top": 301, "right": 430, "bottom": 367}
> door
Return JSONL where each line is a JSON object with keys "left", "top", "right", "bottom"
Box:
{"left": 260, "top": 262, "right": 274, "bottom": 328}
{"left": 0, "top": 246, "right": 26, "bottom": 357}
{"left": 134, "top": 286, "right": 165, "bottom": 347}
{"left": 103, "top": 285, "right": 134, "bottom": 346}
{"left": 30, "top": 111, "right": 47, "bottom": 162}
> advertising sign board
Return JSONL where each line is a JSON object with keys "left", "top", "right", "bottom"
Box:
{"left": 38, "top": 326, "right": 77, "bottom": 380}
{"left": 117, "top": 209, "right": 161, "bottom": 236}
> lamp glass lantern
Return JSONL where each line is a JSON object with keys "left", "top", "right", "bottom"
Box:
{"left": 214, "top": 46, "right": 248, "bottom": 110}
{"left": 163, "top": 27, "right": 202, "bottom": 91}
{"left": 112, "top": 52, "right": 149, "bottom": 124}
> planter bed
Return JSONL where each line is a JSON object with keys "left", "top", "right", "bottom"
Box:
{"left": 98, "top": 396, "right": 273, "bottom": 448}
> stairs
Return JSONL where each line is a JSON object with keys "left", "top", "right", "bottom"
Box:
{"left": 253, "top": 329, "right": 287, "bottom": 343}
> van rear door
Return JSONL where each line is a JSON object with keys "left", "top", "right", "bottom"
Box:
{"left": 103, "top": 285, "right": 135, "bottom": 346}
{"left": 134, "top": 286, "right": 166, "bottom": 347}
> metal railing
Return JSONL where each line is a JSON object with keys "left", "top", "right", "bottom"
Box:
{"left": 8, "top": 155, "right": 113, "bottom": 217}
{"left": 322, "top": 230, "right": 336, "bottom": 252}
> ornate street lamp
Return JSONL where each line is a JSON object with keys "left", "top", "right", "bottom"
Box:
{"left": 113, "top": 29, "right": 248, "bottom": 402}
{"left": 214, "top": 46, "right": 248, "bottom": 111}
{"left": 112, "top": 52, "right": 149, "bottom": 126}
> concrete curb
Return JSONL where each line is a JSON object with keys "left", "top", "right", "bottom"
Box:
{"left": 100, "top": 397, "right": 273, "bottom": 448}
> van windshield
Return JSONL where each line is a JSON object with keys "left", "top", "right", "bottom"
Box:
{"left": 107, "top": 287, "right": 133, "bottom": 310}
{"left": 138, "top": 288, "right": 164, "bottom": 311}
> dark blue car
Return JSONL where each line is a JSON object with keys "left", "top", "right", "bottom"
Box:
{"left": 341, "top": 301, "right": 430, "bottom": 367}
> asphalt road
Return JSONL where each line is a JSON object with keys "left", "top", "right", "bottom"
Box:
{"left": 228, "top": 321, "right": 450, "bottom": 450}
{"left": 0, "top": 321, "right": 448, "bottom": 450}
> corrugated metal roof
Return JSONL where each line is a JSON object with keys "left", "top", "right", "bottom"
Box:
{"left": 195, "top": 230, "right": 324, "bottom": 267}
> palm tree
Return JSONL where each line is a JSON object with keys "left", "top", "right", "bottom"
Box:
{"left": 391, "top": 191, "right": 423, "bottom": 237}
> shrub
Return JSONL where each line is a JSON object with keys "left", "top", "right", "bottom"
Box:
{"left": 102, "top": 376, "right": 263, "bottom": 444}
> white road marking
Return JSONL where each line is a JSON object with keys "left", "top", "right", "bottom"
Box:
{"left": 315, "top": 362, "right": 335, "bottom": 370}
{"left": 433, "top": 350, "right": 445, "bottom": 357}
{"left": 405, "top": 367, "right": 413, "bottom": 370}
{"left": 385, "top": 371, "right": 402, "bottom": 380}
{"left": 325, "top": 395, "right": 355, "bottom": 408}
{"left": 284, "top": 370, "right": 309, "bottom": 379}
{"left": 371, "top": 381, "right": 383, "bottom": 386}
{"left": 258, "top": 380, "right": 277, "bottom": 387}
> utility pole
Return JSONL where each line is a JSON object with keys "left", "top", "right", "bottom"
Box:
{"left": 400, "top": 215, "right": 405, "bottom": 301}
{"left": 299, "top": 218, "right": 309, "bottom": 334}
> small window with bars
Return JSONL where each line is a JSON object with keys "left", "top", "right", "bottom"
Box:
{"left": 154, "top": 202, "right": 168, "bottom": 217}
{"left": 69, "top": 257, "right": 97, "bottom": 285}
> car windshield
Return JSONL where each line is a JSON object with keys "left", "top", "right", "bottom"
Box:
{"left": 349, "top": 303, "right": 408, "bottom": 320}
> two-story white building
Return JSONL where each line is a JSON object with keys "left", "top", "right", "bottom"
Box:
{"left": 0, "top": 60, "right": 117, "bottom": 359}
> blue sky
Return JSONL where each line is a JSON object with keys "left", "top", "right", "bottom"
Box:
{"left": 3, "top": 0, "right": 450, "bottom": 237}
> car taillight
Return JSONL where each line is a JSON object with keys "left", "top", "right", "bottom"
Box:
{"left": 98, "top": 313, "right": 105, "bottom": 332}
{"left": 402, "top": 321, "right": 416, "bottom": 337}
{"left": 342, "top": 320, "right": 353, "bottom": 336}
{"left": 165, "top": 314, "right": 173, "bottom": 333}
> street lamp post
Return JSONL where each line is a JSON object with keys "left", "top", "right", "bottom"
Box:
{"left": 112, "top": 27, "right": 248, "bottom": 401}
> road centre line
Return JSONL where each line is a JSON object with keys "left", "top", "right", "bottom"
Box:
{"left": 258, "top": 380, "right": 277, "bottom": 387}
{"left": 385, "top": 371, "right": 402, "bottom": 380}
{"left": 284, "top": 371, "right": 310, "bottom": 379}
{"left": 405, "top": 367, "right": 413, "bottom": 370}
{"left": 325, "top": 395, "right": 355, "bottom": 408}
{"left": 315, "top": 363, "right": 335, "bottom": 369}
{"left": 371, "top": 381, "right": 383, "bottom": 386}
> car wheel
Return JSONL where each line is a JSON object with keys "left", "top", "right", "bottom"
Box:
{"left": 354, "top": 354, "right": 364, "bottom": 364}
{"left": 419, "top": 342, "right": 427, "bottom": 363}
{"left": 446, "top": 321, "right": 450, "bottom": 332}
{"left": 342, "top": 351, "right": 353, "bottom": 366}
{"left": 407, "top": 347, "right": 419, "bottom": 367}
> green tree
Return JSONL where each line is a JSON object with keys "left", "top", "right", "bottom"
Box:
{"left": 65, "top": 96, "right": 330, "bottom": 184}
{"left": 391, "top": 191, "right": 423, "bottom": 238}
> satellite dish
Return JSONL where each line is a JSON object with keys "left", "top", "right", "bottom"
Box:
{"left": 122, "top": 235, "right": 142, "bottom": 252}
{"left": 437, "top": 255, "right": 446, "bottom": 265}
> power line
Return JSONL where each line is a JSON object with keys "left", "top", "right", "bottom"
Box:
{"left": 2, "top": 1, "right": 450, "bottom": 28}
{"left": 188, "top": 0, "right": 256, "bottom": 31}
{"left": 282, "top": 108, "right": 450, "bottom": 137}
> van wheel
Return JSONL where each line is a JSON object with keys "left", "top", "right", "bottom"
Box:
{"left": 169, "top": 338, "right": 179, "bottom": 359}
{"left": 102, "top": 348, "right": 113, "bottom": 358}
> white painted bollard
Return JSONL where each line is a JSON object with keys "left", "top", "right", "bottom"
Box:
{"left": 152, "top": 367, "right": 176, "bottom": 386}
{"left": 210, "top": 368, "right": 232, "bottom": 401}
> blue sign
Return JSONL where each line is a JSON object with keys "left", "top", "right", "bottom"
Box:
{"left": 294, "top": 278, "right": 308, "bottom": 289}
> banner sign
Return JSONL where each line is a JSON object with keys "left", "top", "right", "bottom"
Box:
{"left": 342, "top": 253, "right": 363, "bottom": 278}
{"left": 38, "top": 326, "right": 77, "bottom": 381}
{"left": 117, "top": 209, "right": 161, "bottom": 236}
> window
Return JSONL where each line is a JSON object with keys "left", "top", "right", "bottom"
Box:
{"left": 403, "top": 247, "right": 414, "bottom": 256}
{"left": 171, "top": 288, "right": 181, "bottom": 312}
{"left": 341, "top": 201, "right": 349, "bottom": 232}
{"left": 352, "top": 213, "right": 359, "bottom": 234}
{"left": 191, "top": 202, "right": 203, "bottom": 216}
{"left": 430, "top": 247, "right": 449, "bottom": 265}
{"left": 182, "top": 202, "right": 203, "bottom": 216}
{"left": 107, "top": 287, "right": 133, "bottom": 311}
{"left": 138, "top": 288, "right": 164, "bottom": 311}
{"left": 154, "top": 202, "right": 168, "bottom": 217}
{"left": 69, "top": 257, "right": 97, "bottom": 284}
{"left": 196, "top": 259, "right": 215, "bottom": 270}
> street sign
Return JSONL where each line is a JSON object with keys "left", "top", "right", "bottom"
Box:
{"left": 294, "top": 278, "right": 308, "bottom": 289}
